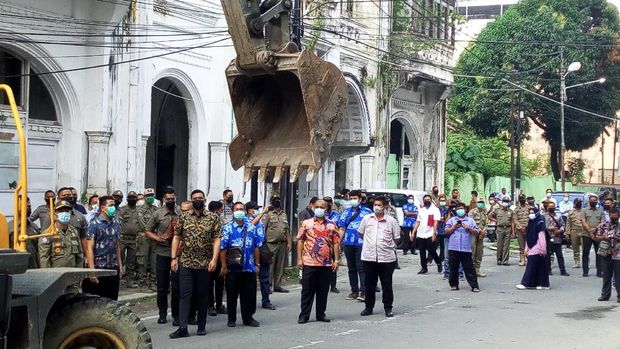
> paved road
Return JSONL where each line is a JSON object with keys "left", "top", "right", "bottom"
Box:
{"left": 138, "top": 247, "right": 620, "bottom": 349}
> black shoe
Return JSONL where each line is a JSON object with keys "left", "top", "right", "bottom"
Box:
{"left": 273, "top": 287, "right": 289, "bottom": 293}
{"left": 417, "top": 269, "right": 428, "bottom": 275}
{"left": 216, "top": 305, "right": 227, "bottom": 314}
{"left": 172, "top": 318, "right": 180, "bottom": 327}
{"left": 385, "top": 310, "right": 394, "bottom": 318}
{"left": 437, "top": 263, "right": 443, "bottom": 273}
{"left": 227, "top": 321, "right": 236, "bottom": 327}
{"left": 395, "top": 264, "right": 401, "bottom": 270}
{"left": 360, "top": 308, "right": 373, "bottom": 316}
{"left": 597, "top": 273, "right": 603, "bottom": 278}
{"left": 262, "top": 303, "right": 276, "bottom": 310}
{"left": 411, "top": 251, "right": 418, "bottom": 255}
{"left": 549, "top": 271, "right": 553, "bottom": 276}
{"left": 561, "top": 272, "right": 570, "bottom": 276}
{"left": 298, "top": 317, "right": 309, "bottom": 324}
{"left": 403, "top": 251, "right": 408, "bottom": 256}
{"left": 583, "top": 273, "right": 589, "bottom": 277}
{"left": 208, "top": 307, "right": 217, "bottom": 317}
{"left": 598, "top": 296, "right": 610, "bottom": 301}
{"left": 196, "top": 327, "right": 206, "bottom": 336}
{"left": 169, "top": 327, "right": 189, "bottom": 339}
{"left": 157, "top": 316, "right": 167, "bottom": 324}
{"left": 330, "top": 286, "right": 340, "bottom": 294}
{"left": 188, "top": 317, "right": 197, "bottom": 325}
{"left": 244, "top": 319, "right": 260, "bottom": 327}
{"left": 316, "top": 317, "right": 331, "bottom": 322}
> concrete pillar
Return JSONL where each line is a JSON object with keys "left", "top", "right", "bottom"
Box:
{"left": 85, "top": 131, "right": 112, "bottom": 195}
{"left": 208, "top": 142, "right": 228, "bottom": 199}
{"left": 360, "top": 155, "right": 374, "bottom": 189}
{"left": 136, "top": 135, "right": 149, "bottom": 192}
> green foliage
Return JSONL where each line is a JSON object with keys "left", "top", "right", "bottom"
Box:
{"left": 446, "top": 131, "right": 511, "bottom": 178}
{"left": 361, "top": 74, "right": 377, "bottom": 89}
{"left": 305, "top": 0, "right": 327, "bottom": 52}
{"left": 566, "top": 156, "right": 586, "bottom": 184}
{"left": 521, "top": 154, "right": 548, "bottom": 177}
{"left": 379, "top": 60, "right": 397, "bottom": 109}
{"left": 449, "top": 0, "right": 620, "bottom": 180}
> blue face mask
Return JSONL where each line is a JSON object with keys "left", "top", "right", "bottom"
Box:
{"left": 233, "top": 210, "right": 246, "bottom": 221}
{"left": 57, "top": 212, "right": 71, "bottom": 224}
{"left": 351, "top": 201, "right": 360, "bottom": 208}
{"left": 456, "top": 209, "right": 466, "bottom": 217}
{"left": 313, "top": 208, "right": 325, "bottom": 217}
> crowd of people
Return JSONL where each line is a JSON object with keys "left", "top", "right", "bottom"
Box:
{"left": 10, "top": 184, "right": 620, "bottom": 339}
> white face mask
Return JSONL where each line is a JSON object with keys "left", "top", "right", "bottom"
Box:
{"left": 563, "top": 197, "right": 569, "bottom": 202}
{"left": 528, "top": 214, "right": 536, "bottom": 220}
{"left": 546, "top": 193, "right": 552, "bottom": 198}
{"left": 407, "top": 199, "right": 414, "bottom": 204}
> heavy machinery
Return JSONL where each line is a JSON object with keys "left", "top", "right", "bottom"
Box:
{"left": 0, "top": 85, "right": 151, "bottom": 349}
{"left": 221, "top": 0, "right": 348, "bottom": 183}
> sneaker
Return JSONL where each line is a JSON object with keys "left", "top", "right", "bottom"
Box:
{"left": 417, "top": 269, "right": 428, "bottom": 275}
{"left": 360, "top": 308, "right": 373, "bottom": 316}
{"left": 346, "top": 292, "right": 359, "bottom": 300}
{"left": 196, "top": 327, "right": 206, "bottom": 336}
{"left": 476, "top": 271, "right": 487, "bottom": 277}
{"left": 536, "top": 286, "right": 550, "bottom": 290}
{"left": 357, "top": 292, "right": 366, "bottom": 302}
{"left": 208, "top": 307, "right": 217, "bottom": 317}
{"left": 572, "top": 264, "right": 581, "bottom": 269}
{"left": 516, "top": 284, "right": 527, "bottom": 290}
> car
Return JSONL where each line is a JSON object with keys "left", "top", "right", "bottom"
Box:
{"left": 550, "top": 191, "right": 587, "bottom": 207}
{"left": 365, "top": 189, "right": 427, "bottom": 225}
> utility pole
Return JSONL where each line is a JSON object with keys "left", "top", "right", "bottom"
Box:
{"left": 516, "top": 111, "right": 524, "bottom": 195}
{"left": 559, "top": 48, "right": 566, "bottom": 192}
{"left": 510, "top": 69, "right": 516, "bottom": 204}
{"left": 613, "top": 120, "right": 618, "bottom": 185}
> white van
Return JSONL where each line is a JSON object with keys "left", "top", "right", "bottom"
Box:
{"left": 365, "top": 189, "right": 428, "bottom": 225}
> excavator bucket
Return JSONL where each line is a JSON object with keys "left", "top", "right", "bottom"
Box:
{"left": 225, "top": 50, "right": 348, "bottom": 183}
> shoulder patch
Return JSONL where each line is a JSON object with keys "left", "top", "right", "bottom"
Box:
{"left": 41, "top": 237, "right": 48, "bottom": 243}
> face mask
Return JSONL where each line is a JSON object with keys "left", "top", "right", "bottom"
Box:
{"left": 114, "top": 199, "right": 122, "bottom": 207}
{"left": 423, "top": 201, "right": 431, "bottom": 208}
{"left": 233, "top": 210, "right": 245, "bottom": 220}
{"left": 334, "top": 199, "right": 342, "bottom": 206}
{"left": 145, "top": 196, "right": 155, "bottom": 205}
{"left": 106, "top": 206, "right": 117, "bottom": 217}
{"left": 252, "top": 210, "right": 260, "bottom": 218}
{"left": 439, "top": 201, "right": 446, "bottom": 207}
{"left": 373, "top": 206, "right": 384, "bottom": 215}
{"left": 192, "top": 200, "right": 205, "bottom": 210}
{"left": 503, "top": 203, "right": 510, "bottom": 208}
{"left": 68, "top": 197, "right": 77, "bottom": 206}
{"left": 476, "top": 203, "right": 484, "bottom": 209}
{"left": 91, "top": 205, "right": 99, "bottom": 213}
{"left": 575, "top": 203, "right": 582, "bottom": 209}
{"left": 314, "top": 208, "right": 325, "bottom": 217}
{"left": 548, "top": 208, "right": 555, "bottom": 214}
{"left": 612, "top": 218, "right": 619, "bottom": 224}
{"left": 456, "top": 209, "right": 465, "bottom": 217}
{"left": 57, "top": 212, "right": 71, "bottom": 224}
{"left": 432, "top": 190, "right": 439, "bottom": 195}
{"left": 590, "top": 202, "right": 597, "bottom": 208}
{"left": 137, "top": 200, "right": 144, "bottom": 206}
{"left": 528, "top": 214, "right": 536, "bottom": 220}
{"left": 226, "top": 197, "right": 233, "bottom": 203}
{"left": 546, "top": 193, "right": 552, "bottom": 198}
{"left": 563, "top": 197, "right": 569, "bottom": 202}
{"left": 489, "top": 200, "right": 495, "bottom": 205}
{"left": 165, "top": 201, "right": 176, "bottom": 210}
{"left": 519, "top": 199, "right": 526, "bottom": 204}
{"left": 407, "top": 199, "right": 414, "bottom": 204}
{"left": 272, "top": 200, "right": 281, "bottom": 208}
{"left": 351, "top": 201, "right": 360, "bottom": 208}
{"left": 604, "top": 205, "right": 612, "bottom": 210}
{"left": 127, "top": 199, "right": 137, "bottom": 207}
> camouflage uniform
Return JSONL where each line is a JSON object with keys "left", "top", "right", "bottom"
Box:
{"left": 468, "top": 208, "right": 488, "bottom": 274}
{"left": 119, "top": 205, "right": 140, "bottom": 287}
{"left": 514, "top": 204, "right": 530, "bottom": 266}
{"left": 137, "top": 203, "right": 158, "bottom": 287}
{"left": 38, "top": 225, "right": 83, "bottom": 268}
{"left": 491, "top": 206, "right": 515, "bottom": 265}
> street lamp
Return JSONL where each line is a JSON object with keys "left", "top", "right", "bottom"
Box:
{"left": 559, "top": 59, "right": 605, "bottom": 191}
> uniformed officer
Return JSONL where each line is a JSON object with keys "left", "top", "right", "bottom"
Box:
{"left": 112, "top": 190, "right": 124, "bottom": 209}
{"left": 137, "top": 187, "right": 158, "bottom": 289}
{"left": 566, "top": 198, "right": 584, "bottom": 269}
{"left": 57, "top": 187, "right": 88, "bottom": 257}
{"left": 468, "top": 197, "right": 488, "bottom": 277}
{"left": 263, "top": 195, "right": 291, "bottom": 293}
{"left": 513, "top": 194, "right": 530, "bottom": 266}
{"left": 145, "top": 187, "right": 181, "bottom": 325}
{"left": 491, "top": 197, "right": 515, "bottom": 265}
{"left": 29, "top": 190, "right": 55, "bottom": 232}
{"left": 119, "top": 191, "right": 140, "bottom": 288}
{"left": 9, "top": 196, "right": 40, "bottom": 269}
{"left": 38, "top": 200, "right": 84, "bottom": 268}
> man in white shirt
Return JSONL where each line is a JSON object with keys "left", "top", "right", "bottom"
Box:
{"left": 411, "top": 194, "right": 442, "bottom": 275}
{"left": 358, "top": 196, "right": 401, "bottom": 318}
{"left": 558, "top": 193, "right": 573, "bottom": 223}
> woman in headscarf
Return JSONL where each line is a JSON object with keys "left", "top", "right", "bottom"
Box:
{"left": 516, "top": 207, "right": 550, "bottom": 290}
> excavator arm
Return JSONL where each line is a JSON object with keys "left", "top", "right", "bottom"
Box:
{"left": 220, "top": 0, "right": 348, "bottom": 183}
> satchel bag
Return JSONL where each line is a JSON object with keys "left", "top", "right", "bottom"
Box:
{"left": 548, "top": 215, "right": 565, "bottom": 244}
{"left": 226, "top": 226, "right": 248, "bottom": 268}
{"left": 259, "top": 244, "right": 274, "bottom": 265}
{"left": 598, "top": 240, "right": 612, "bottom": 257}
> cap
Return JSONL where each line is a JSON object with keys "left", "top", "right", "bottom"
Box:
{"left": 112, "top": 190, "right": 123, "bottom": 197}
{"left": 270, "top": 195, "right": 281, "bottom": 201}
{"left": 144, "top": 188, "right": 155, "bottom": 196}
{"left": 245, "top": 201, "right": 261, "bottom": 210}
{"left": 477, "top": 197, "right": 485, "bottom": 203}
{"left": 55, "top": 200, "right": 72, "bottom": 211}
{"left": 127, "top": 191, "right": 138, "bottom": 198}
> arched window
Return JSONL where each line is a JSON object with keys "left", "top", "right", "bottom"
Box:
{"left": 28, "top": 69, "right": 57, "bottom": 122}
{"left": 0, "top": 50, "right": 23, "bottom": 106}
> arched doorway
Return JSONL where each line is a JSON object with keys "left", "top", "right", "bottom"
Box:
{"left": 389, "top": 116, "right": 423, "bottom": 189}
{"left": 145, "top": 78, "right": 190, "bottom": 201}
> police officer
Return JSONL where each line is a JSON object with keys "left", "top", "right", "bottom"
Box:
{"left": 57, "top": 187, "right": 88, "bottom": 257}
{"left": 119, "top": 191, "right": 140, "bottom": 288}
{"left": 112, "top": 190, "right": 124, "bottom": 209}
{"left": 491, "top": 197, "right": 515, "bottom": 265}
{"left": 514, "top": 194, "right": 530, "bottom": 266}
{"left": 263, "top": 195, "right": 291, "bottom": 293}
{"left": 468, "top": 197, "right": 488, "bottom": 277}
{"left": 145, "top": 187, "right": 181, "bottom": 325}
{"left": 137, "top": 188, "right": 158, "bottom": 289}
{"left": 29, "top": 190, "right": 55, "bottom": 232}
{"left": 38, "top": 200, "right": 84, "bottom": 268}
{"left": 566, "top": 198, "right": 584, "bottom": 269}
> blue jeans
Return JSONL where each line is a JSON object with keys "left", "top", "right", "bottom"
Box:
{"left": 259, "top": 262, "right": 271, "bottom": 306}
{"left": 443, "top": 237, "right": 463, "bottom": 277}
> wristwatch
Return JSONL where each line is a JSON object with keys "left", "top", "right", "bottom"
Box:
{"left": 171, "top": 256, "right": 178, "bottom": 260}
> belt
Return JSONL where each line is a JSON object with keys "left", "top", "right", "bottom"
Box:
{"left": 121, "top": 234, "right": 137, "bottom": 239}
{"left": 498, "top": 225, "right": 511, "bottom": 228}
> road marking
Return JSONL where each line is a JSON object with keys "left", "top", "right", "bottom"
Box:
{"left": 289, "top": 340, "right": 325, "bottom": 349}
{"left": 335, "top": 329, "right": 360, "bottom": 336}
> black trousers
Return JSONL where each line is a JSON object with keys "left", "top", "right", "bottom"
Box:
{"left": 208, "top": 263, "right": 225, "bottom": 308}
{"left": 82, "top": 273, "right": 120, "bottom": 300}
{"left": 448, "top": 250, "right": 479, "bottom": 290}
{"left": 582, "top": 236, "right": 601, "bottom": 276}
{"left": 436, "top": 235, "right": 446, "bottom": 261}
{"left": 600, "top": 256, "right": 620, "bottom": 300}
{"left": 547, "top": 243, "right": 567, "bottom": 273}
{"left": 179, "top": 266, "right": 210, "bottom": 327}
{"left": 299, "top": 266, "right": 332, "bottom": 320}
{"left": 401, "top": 227, "right": 415, "bottom": 254}
{"left": 343, "top": 245, "right": 365, "bottom": 293}
{"left": 363, "top": 261, "right": 395, "bottom": 311}
{"left": 226, "top": 272, "right": 257, "bottom": 324}
{"left": 417, "top": 237, "right": 441, "bottom": 270}
{"left": 156, "top": 255, "right": 180, "bottom": 319}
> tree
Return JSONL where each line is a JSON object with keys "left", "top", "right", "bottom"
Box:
{"left": 449, "top": 0, "right": 620, "bottom": 180}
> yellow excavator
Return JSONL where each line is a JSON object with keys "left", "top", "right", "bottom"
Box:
{"left": 221, "top": 0, "right": 348, "bottom": 183}
{"left": 0, "top": 84, "right": 151, "bottom": 349}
